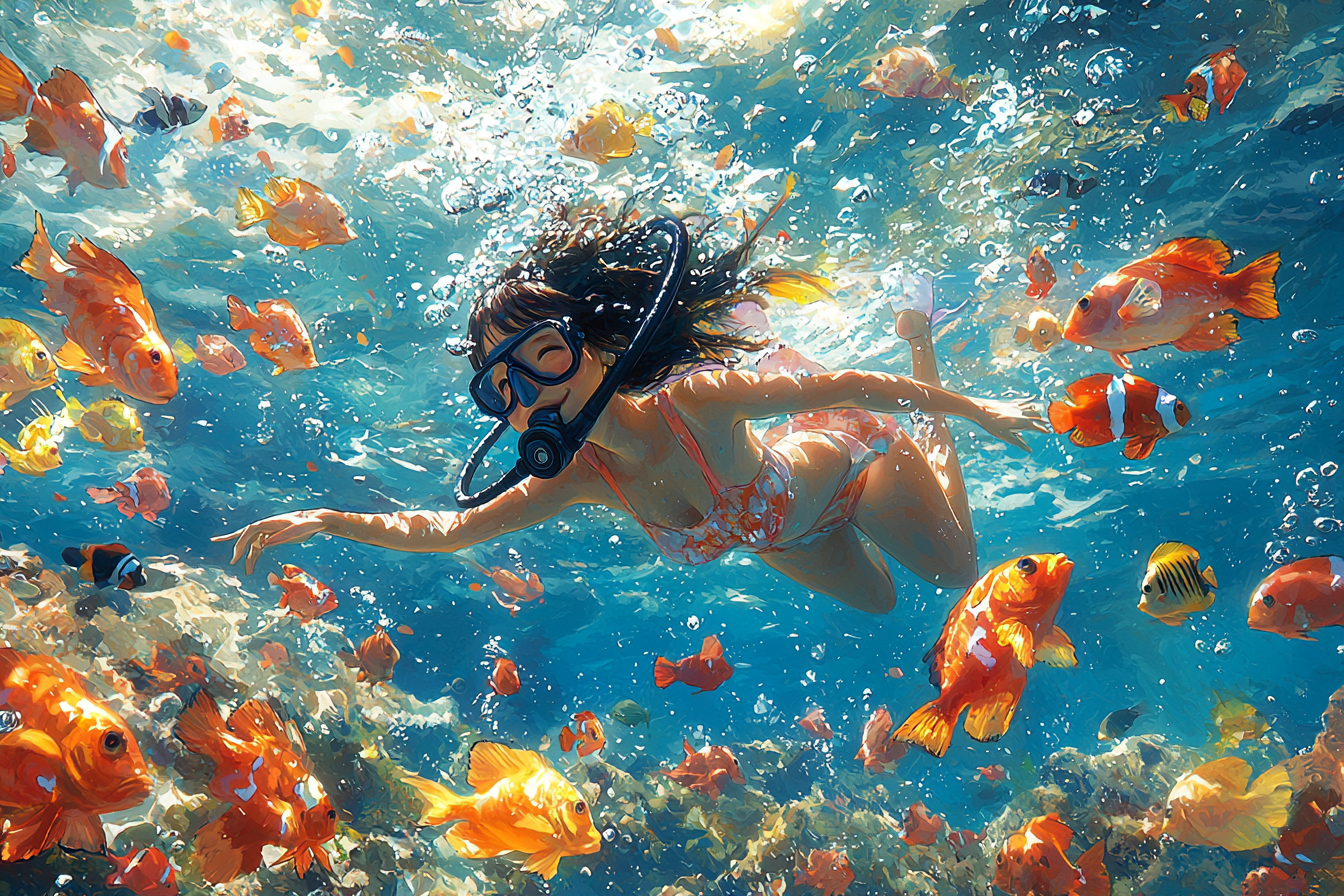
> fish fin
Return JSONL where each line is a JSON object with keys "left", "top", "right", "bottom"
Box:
{"left": 1147, "top": 237, "right": 1232, "bottom": 274}
{"left": 1229, "top": 250, "right": 1281, "bottom": 319}
{"left": 514, "top": 814, "right": 558, "bottom": 835}
{"left": 0, "top": 51, "right": 35, "bottom": 121}
{"left": 195, "top": 806, "right": 264, "bottom": 884}
{"left": 18, "top": 213, "right": 75, "bottom": 292}
{"left": 1202, "top": 565, "right": 1218, "bottom": 588}
{"left": 1172, "top": 313, "right": 1239, "bottom": 352}
{"left": 893, "top": 700, "right": 955, "bottom": 758}
{"left": 937, "top": 64, "right": 956, "bottom": 79}
{"left": 226, "top": 295, "right": 257, "bottom": 332}
{"left": 1106, "top": 351, "right": 1131, "bottom": 371}
{"left": 559, "top": 725, "right": 577, "bottom": 753}
{"left": 467, "top": 741, "right": 546, "bottom": 793}
{"left": 994, "top": 620, "right": 1036, "bottom": 668}
{"left": 336, "top": 649, "right": 360, "bottom": 668}
{"left": 20, "top": 118, "right": 59, "bottom": 156}
{"left": 1159, "top": 94, "right": 1191, "bottom": 123}
{"left": 1148, "top": 542, "right": 1192, "bottom": 565}
{"left": 0, "top": 390, "right": 26, "bottom": 409}
{"left": 631, "top": 113, "right": 654, "bottom": 137}
{"left": 1047, "top": 401, "right": 1074, "bottom": 434}
{"left": 60, "top": 236, "right": 143, "bottom": 296}
{"left": 1034, "top": 626, "right": 1078, "bottom": 668}
{"left": 1152, "top": 612, "right": 1187, "bottom": 626}
{"left": 1190, "top": 96, "right": 1210, "bottom": 121}
{"left": 964, "top": 691, "right": 1021, "bottom": 742}
{"left": 1117, "top": 278, "right": 1162, "bottom": 321}
{"left": 173, "top": 336, "right": 196, "bottom": 364}
{"left": 1215, "top": 765, "right": 1292, "bottom": 851}
{"left": 0, "top": 728, "right": 64, "bottom": 806}
{"left": 58, "top": 811, "right": 106, "bottom": 853}
{"left": 174, "top": 689, "right": 228, "bottom": 758}
{"left": 1014, "top": 326, "right": 1030, "bottom": 345}
{"left": 233, "top": 187, "right": 274, "bottom": 230}
{"left": 0, "top": 803, "right": 65, "bottom": 862}
{"left": 36, "top": 68, "right": 97, "bottom": 108}
{"left": 79, "top": 410, "right": 116, "bottom": 446}
{"left": 1064, "top": 373, "right": 1115, "bottom": 401}
{"left": 1074, "top": 840, "right": 1110, "bottom": 896}
{"left": 521, "top": 845, "right": 566, "bottom": 879}
{"left": 263, "top": 176, "right": 304, "bottom": 204}
{"left": 401, "top": 773, "right": 471, "bottom": 825}
{"left": 1123, "top": 435, "right": 1157, "bottom": 460}
{"left": 700, "top": 634, "right": 724, "bottom": 659}
{"left": 85, "top": 486, "right": 120, "bottom": 504}
{"left": 653, "top": 656, "right": 679, "bottom": 688}
{"left": 753, "top": 271, "right": 834, "bottom": 304}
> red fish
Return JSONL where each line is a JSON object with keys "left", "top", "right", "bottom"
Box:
{"left": 208, "top": 95, "right": 251, "bottom": 143}
{"left": 267, "top": 564, "right": 338, "bottom": 623}
{"left": 662, "top": 740, "right": 745, "bottom": 798}
{"left": 894, "top": 554, "right": 1075, "bottom": 758}
{"left": 105, "top": 847, "right": 179, "bottom": 896}
{"left": 1161, "top": 48, "right": 1246, "bottom": 123}
{"left": 559, "top": 710, "right": 606, "bottom": 757}
{"left": 993, "top": 814, "right": 1109, "bottom": 896}
{"left": 227, "top": 295, "right": 318, "bottom": 375}
{"left": 948, "top": 828, "right": 986, "bottom": 857}
{"left": 0, "top": 649, "right": 152, "bottom": 861}
{"left": 259, "top": 642, "right": 290, "bottom": 670}
{"left": 489, "top": 657, "right": 520, "bottom": 696}
{"left": 175, "top": 692, "right": 337, "bottom": 882}
{"left": 654, "top": 634, "right": 734, "bottom": 692}
{"left": 1, "top": 139, "right": 13, "bottom": 177}
{"left": 794, "top": 849, "right": 854, "bottom": 896}
{"left": 797, "top": 707, "right": 833, "bottom": 740}
{"left": 1061, "top": 238, "right": 1280, "bottom": 369}
{"left": 336, "top": 625, "right": 400, "bottom": 684}
{"left": 1247, "top": 556, "right": 1344, "bottom": 640}
{"left": 487, "top": 566, "right": 544, "bottom": 617}
{"left": 859, "top": 47, "right": 974, "bottom": 103}
{"left": 125, "top": 643, "right": 210, "bottom": 693}
{"left": 854, "top": 707, "right": 908, "bottom": 772}
{"left": 86, "top": 467, "right": 171, "bottom": 522}
{"left": 1026, "top": 247, "right": 1057, "bottom": 299}
{"left": 1242, "top": 865, "right": 1308, "bottom": 896}
{"left": 901, "top": 801, "right": 944, "bottom": 845}
{"left": 0, "top": 53, "right": 128, "bottom": 193}
{"left": 1048, "top": 373, "right": 1190, "bottom": 461}
{"left": 17, "top": 213, "right": 178, "bottom": 403}
{"left": 977, "top": 764, "right": 1009, "bottom": 782}
{"left": 195, "top": 334, "right": 248, "bottom": 376}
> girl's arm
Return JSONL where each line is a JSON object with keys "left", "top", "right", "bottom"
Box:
{"left": 689, "top": 369, "right": 1047, "bottom": 449}
{"left": 212, "top": 460, "right": 595, "bottom": 575}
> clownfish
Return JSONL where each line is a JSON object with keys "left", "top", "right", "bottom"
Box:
{"left": 1048, "top": 373, "right": 1191, "bottom": 461}
{"left": 62, "top": 543, "right": 147, "bottom": 590}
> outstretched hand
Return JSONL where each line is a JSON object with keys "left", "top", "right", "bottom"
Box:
{"left": 969, "top": 398, "right": 1051, "bottom": 452}
{"left": 211, "top": 509, "right": 332, "bottom": 575}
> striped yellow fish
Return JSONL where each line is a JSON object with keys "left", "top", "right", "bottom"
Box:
{"left": 1138, "top": 542, "right": 1217, "bottom": 625}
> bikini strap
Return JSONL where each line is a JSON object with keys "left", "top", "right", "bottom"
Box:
{"left": 578, "top": 444, "right": 639, "bottom": 515}
{"left": 656, "top": 391, "right": 724, "bottom": 494}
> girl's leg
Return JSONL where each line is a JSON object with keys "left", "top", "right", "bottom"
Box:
{"left": 758, "top": 525, "right": 897, "bottom": 614}
{"left": 853, "top": 310, "right": 978, "bottom": 587}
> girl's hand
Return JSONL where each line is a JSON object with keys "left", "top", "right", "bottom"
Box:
{"left": 212, "top": 510, "right": 333, "bottom": 575}
{"left": 967, "top": 398, "right": 1050, "bottom": 452}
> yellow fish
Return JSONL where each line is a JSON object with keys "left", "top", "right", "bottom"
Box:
{"left": 1138, "top": 542, "right": 1216, "bottom": 625}
{"left": 64, "top": 395, "right": 145, "bottom": 452}
{"left": 1211, "top": 694, "right": 1270, "bottom": 754}
{"left": 402, "top": 742, "right": 601, "bottom": 879}
{"left": 557, "top": 101, "right": 654, "bottom": 165}
{"left": 1014, "top": 309, "right": 1063, "bottom": 353}
{"left": 0, "top": 414, "right": 63, "bottom": 476}
{"left": 1162, "top": 756, "right": 1291, "bottom": 851}
{"left": 0, "top": 319, "right": 58, "bottom": 409}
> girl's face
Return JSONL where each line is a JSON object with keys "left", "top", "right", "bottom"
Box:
{"left": 480, "top": 325, "right": 611, "bottom": 433}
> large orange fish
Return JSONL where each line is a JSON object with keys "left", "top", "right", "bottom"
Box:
{"left": 402, "top": 742, "right": 601, "bottom": 879}
{"left": 175, "top": 692, "right": 338, "bottom": 882}
{"left": 1247, "top": 556, "right": 1344, "bottom": 640}
{"left": 0, "top": 53, "right": 128, "bottom": 193}
{"left": 1048, "top": 374, "right": 1191, "bottom": 461}
{"left": 1160, "top": 48, "right": 1246, "bottom": 123}
{"left": 267, "top": 563, "right": 338, "bottom": 623}
{"left": 336, "top": 625, "right": 400, "bottom": 684}
{"left": 894, "top": 554, "right": 1076, "bottom": 758}
{"left": 17, "top": 213, "right": 178, "bottom": 403}
{"left": 993, "top": 813, "right": 1109, "bottom": 896}
{"left": 0, "top": 649, "right": 152, "bottom": 861}
{"left": 227, "top": 295, "right": 318, "bottom": 375}
{"left": 235, "top": 177, "right": 356, "bottom": 250}
{"left": 1061, "top": 238, "right": 1280, "bottom": 369}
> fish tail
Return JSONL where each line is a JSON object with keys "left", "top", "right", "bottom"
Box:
{"left": 0, "top": 51, "right": 34, "bottom": 122}
{"left": 174, "top": 688, "right": 228, "bottom": 759}
{"left": 0, "top": 804, "right": 65, "bottom": 862}
{"left": 226, "top": 295, "right": 256, "bottom": 332}
{"left": 401, "top": 773, "right": 472, "bottom": 826}
{"left": 1237, "top": 765, "right": 1293, "bottom": 848}
{"left": 893, "top": 699, "right": 955, "bottom": 759}
{"left": 234, "top": 187, "right": 274, "bottom": 230}
{"left": 1047, "top": 400, "right": 1074, "bottom": 434}
{"left": 559, "top": 725, "right": 577, "bottom": 753}
{"left": 0, "top": 437, "right": 17, "bottom": 464}
{"left": 1230, "top": 250, "right": 1281, "bottom": 320}
{"left": 1073, "top": 840, "right": 1110, "bottom": 896}
{"left": 17, "top": 213, "right": 70, "bottom": 290}
{"left": 632, "top": 112, "right": 654, "bottom": 137}
{"left": 1159, "top": 93, "right": 1192, "bottom": 123}
{"left": 653, "top": 657, "right": 679, "bottom": 688}
{"left": 195, "top": 806, "right": 263, "bottom": 884}
{"left": 85, "top": 485, "right": 120, "bottom": 504}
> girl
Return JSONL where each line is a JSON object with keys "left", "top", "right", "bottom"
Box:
{"left": 216, "top": 206, "right": 1045, "bottom": 613}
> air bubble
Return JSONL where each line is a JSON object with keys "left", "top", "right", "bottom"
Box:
{"left": 1213, "top": 639, "right": 1231, "bottom": 656}
{"left": 687, "top": 615, "right": 700, "bottom": 630}
{"left": 1292, "top": 329, "right": 1319, "bottom": 343}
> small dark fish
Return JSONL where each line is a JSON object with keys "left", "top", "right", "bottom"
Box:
{"left": 1021, "top": 169, "right": 1098, "bottom": 200}
{"left": 1098, "top": 702, "right": 1147, "bottom": 740}
{"left": 0, "top": 709, "right": 19, "bottom": 732}
{"left": 610, "top": 699, "right": 651, "bottom": 728}
{"left": 117, "top": 87, "right": 207, "bottom": 135}
{"left": 62, "top": 543, "right": 146, "bottom": 590}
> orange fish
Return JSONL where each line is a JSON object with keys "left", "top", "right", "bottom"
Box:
{"left": 1247, "top": 556, "right": 1344, "bottom": 640}
{"left": 337, "top": 625, "right": 400, "bottom": 684}
{"left": 235, "top": 177, "right": 357, "bottom": 251}
{"left": 557, "top": 100, "right": 654, "bottom": 165}
{"left": 977, "top": 764, "right": 1009, "bottom": 782}
{"left": 259, "top": 642, "right": 290, "bottom": 670}
{"left": 854, "top": 707, "right": 908, "bottom": 772}
{"left": 208, "top": 95, "right": 251, "bottom": 143}
{"left": 194, "top": 334, "right": 248, "bottom": 376}
{"left": 654, "top": 634, "right": 734, "bottom": 692}
{"left": 164, "top": 31, "right": 190, "bottom": 52}
{"left": 777, "top": 229, "right": 791, "bottom": 245}
{"left": 1061, "top": 238, "right": 1280, "bottom": 369}
{"left": 1048, "top": 374, "right": 1191, "bottom": 460}
{"left": 860, "top": 47, "right": 974, "bottom": 103}
{"left": 105, "top": 846, "right": 179, "bottom": 896}
{"left": 396, "top": 624, "right": 414, "bottom": 636}
{"left": 714, "top": 144, "right": 734, "bottom": 170}
{"left": 227, "top": 295, "right": 318, "bottom": 375}
{"left": 267, "top": 563, "right": 338, "bottom": 623}
{"left": 488, "top": 567, "right": 544, "bottom": 617}
{"left": 125, "top": 643, "right": 210, "bottom": 693}
{"left": 797, "top": 707, "right": 833, "bottom": 740}
{"left": 1275, "top": 800, "right": 1341, "bottom": 868}
{"left": 654, "top": 27, "right": 681, "bottom": 52}
{"left": 0, "top": 54, "right": 128, "bottom": 193}
{"left": 559, "top": 710, "right": 606, "bottom": 757}
{"left": 1026, "top": 247, "right": 1057, "bottom": 299}
{"left": 175, "top": 692, "right": 337, "bottom": 882}
{"left": 993, "top": 814, "right": 1109, "bottom": 896}
{"left": 337, "top": 46, "right": 355, "bottom": 68}
{"left": 901, "top": 801, "right": 944, "bottom": 845}
{"left": 1, "top": 139, "right": 13, "bottom": 177}
{"left": 256, "top": 149, "right": 275, "bottom": 172}
{"left": 794, "top": 849, "right": 854, "bottom": 896}
{"left": 1242, "top": 866, "right": 1308, "bottom": 896}
{"left": 17, "top": 212, "right": 178, "bottom": 403}
{"left": 663, "top": 739, "right": 745, "bottom": 798}
{"left": 0, "top": 649, "right": 152, "bottom": 861}
{"left": 86, "top": 466, "right": 171, "bottom": 522}
{"left": 948, "top": 828, "right": 986, "bottom": 857}
{"left": 489, "top": 657, "right": 520, "bottom": 696}
{"left": 1161, "top": 48, "right": 1246, "bottom": 123}
{"left": 894, "top": 554, "right": 1076, "bottom": 758}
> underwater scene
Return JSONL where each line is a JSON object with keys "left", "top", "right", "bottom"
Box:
{"left": 0, "top": 0, "right": 1342, "bottom": 894}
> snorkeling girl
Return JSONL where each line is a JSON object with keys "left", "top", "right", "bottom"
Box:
{"left": 217, "top": 203, "right": 1046, "bottom": 613}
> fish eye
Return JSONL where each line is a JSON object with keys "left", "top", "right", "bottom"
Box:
{"left": 574, "top": 801, "right": 588, "bottom": 815}
{"left": 103, "top": 730, "right": 126, "bottom": 755}
{"left": 149, "top": 350, "right": 162, "bottom": 364}
{"left": 327, "top": 808, "right": 337, "bottom": 820}
{"left": 1142, "top": 583, "right": 1152, "bottom": 593}
{"left": 1016, "top": 557, "right": 1037, "bottom": 575}
{"left": 1261, "top": 594, "right": 1275, "bottom": 607}
{"left": 36, "top": 351, "right": 46, "bottom": 360}
{"left": 1078, "top": 297, "right": 1090, "bottom": 312}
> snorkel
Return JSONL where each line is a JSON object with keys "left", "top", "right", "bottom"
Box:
{"left": 456, "top": 216, "right": 690, "bottom": 508}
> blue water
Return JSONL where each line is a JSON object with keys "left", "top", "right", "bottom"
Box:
{"left": 0, "top": 0, "right": 1342, "bottom": 892}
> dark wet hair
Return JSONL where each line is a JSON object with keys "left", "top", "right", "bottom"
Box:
{"left": 467, "top": 206, "right": 771, "bottom": 391}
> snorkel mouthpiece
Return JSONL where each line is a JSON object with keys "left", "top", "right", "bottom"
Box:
{"left": 518, "top": 408, "right": 569, "bottom": 479}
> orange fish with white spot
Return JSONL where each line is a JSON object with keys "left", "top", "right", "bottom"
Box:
{"left": 663, "top": 740, "right": 746, "bottom": 798}
{"left": 1026, "top": 247, "right": 1057, "bottom": 299}
{"left": 337, "top": 625, "right": 400, "bottom": 684}
{"left": 559, "top": 710, "right": 606, "bottom": 757}
{"left": 1247, "top": 556, "right": 1344, "bottom": 640}
{"left": 901, "top": 801, "right": 944, "bottom": 845}
{"left": 17, "top": 213, "right": 178, "bottom": 403}
{"left": 195, "top": 334, "right": 248, "bottom": 376}
{"left": 654, "top": 634, "right": 734, "bottom": 692}
{"left": 208, "top": 95, "right": 251, "bottom": 143}
{"left": 1049, "top": 374, "right": 1191, "bottom": 461}
{"left": 994, "top": 813, "right": 1109, "bottom": 896}
{"left": 1161, "top": 48, "right": 1246, "bottom": 123}
{"left": 86, "top": 467, "right": 171, "bottom": 522}
{"left": 227, "top": 295, "right": 318, "bottom": 375}
{"left": 104, "top": 846, "right": 179, "bottom": 896}
{"left": 235, "top": 177, "right": 356, "bottom": 250}
{"left": 0, "top": 52, "right": 128, "bottom": 193}
{"left": 894, "top": 554, "right": 1076, "bottom": 758}
{"left": 267, "top": 563, "right": 338, "bottom": 623}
